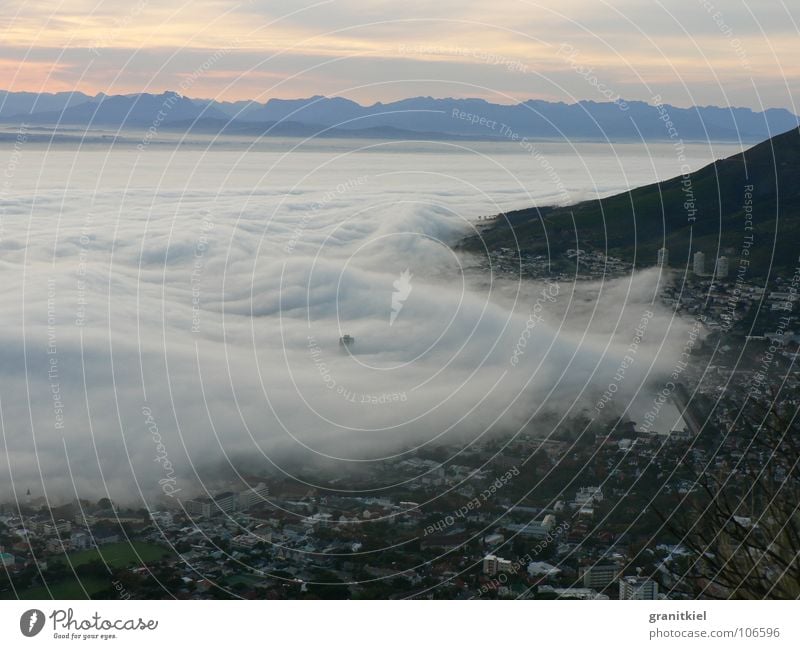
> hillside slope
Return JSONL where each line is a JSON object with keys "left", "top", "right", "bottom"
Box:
{"left": 461, "top": 127, "right": 800, "bottom": 279}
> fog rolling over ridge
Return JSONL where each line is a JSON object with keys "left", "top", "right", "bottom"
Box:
{"left": 0, "top": 137, "right": 726, "bottom": 504}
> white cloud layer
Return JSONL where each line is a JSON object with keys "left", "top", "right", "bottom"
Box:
{"left": 0, "top": 136, "right": 709, "bottom": 505}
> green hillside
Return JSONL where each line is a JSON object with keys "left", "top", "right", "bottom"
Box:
{"left": 461, "top": 127, "right": 800, "bottom": 279}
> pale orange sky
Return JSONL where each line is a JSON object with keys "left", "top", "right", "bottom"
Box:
{"left": 1, "top": 0, "right": 798, "bottom": 110}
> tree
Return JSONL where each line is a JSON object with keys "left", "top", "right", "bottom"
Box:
{"left": 660, "top": 396, "right": 800, "bottom": 598}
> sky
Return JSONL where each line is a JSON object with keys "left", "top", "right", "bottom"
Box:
{"left": 1, "top": 0, "right": 798, "bottom": 111}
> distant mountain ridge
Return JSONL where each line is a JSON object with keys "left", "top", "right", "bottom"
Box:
{"left": 1, "top": 91, "right": 797, "bottom": 142}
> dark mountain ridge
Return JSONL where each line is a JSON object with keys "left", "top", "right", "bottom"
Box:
{"left": 460, "top": 127, "right": 800, "bottom": 280}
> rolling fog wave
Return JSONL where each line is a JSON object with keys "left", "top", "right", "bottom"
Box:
{"left": 0, "top": 137, "right": 726, "bottom": 503}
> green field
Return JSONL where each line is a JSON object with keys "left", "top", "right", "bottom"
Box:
{"left": 10, "top": 576, "right": 110, "bottom": 600}
{"left": 56, "top": 541, "right": 170, "bottom": 569}
{"left": 226, "top": 573, "right": 264, "bottom": 588}
{"left": 1, "top": 542, "right": 170, "bottom": 600}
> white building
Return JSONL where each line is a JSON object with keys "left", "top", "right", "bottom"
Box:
{"left": 582, "top": 564, "right": 619, "bottom": 590}
{"left": 237, "top": 483, "right": 269, "bottom": 510}
{"left": 619, "top": 576, "right": 659, "bottom": 599}
{"left": 70, "top": 531, "right": 92, "bottom": 551}
{"left": 185, "top": 499, "right": 213, "bottom": 518}
{"left": 149, "top": 511, "right": 174, "bottom": 527}
{"left": 42, "top": 520, "right": 72, "bottom": 537}
{"left": 538, "top": 586, "right": 609, "bottom": 600}
{"left": 483, "top": 554, "right": 514, "bottom": 576}
{"left": 693, "top": 251, "right": 705, "bottom": 275}
{"left": 715, "top": 256, "right": 729, "bottom": 279}
{"left": 185, "top": 482, "right": 269, "bottom": 518}
{"left": 574, "top": 487, "right": 603, "bottom": 517}
{"left": 575, "top": 486, "right": 603, "bottom": 506}
{"left": 483, "top": 532, "right": 505, "bottom": 546}
{"left": 528, "top": 561, "right": 561, "bottom": 578}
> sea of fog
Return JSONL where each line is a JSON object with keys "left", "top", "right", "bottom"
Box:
{"left": 0, "top": 135, "right": 742, "bottom": 503}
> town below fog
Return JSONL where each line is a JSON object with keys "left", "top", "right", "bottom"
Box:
{"left": 4, "top": 245, "right": 797, "bottom": 600}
